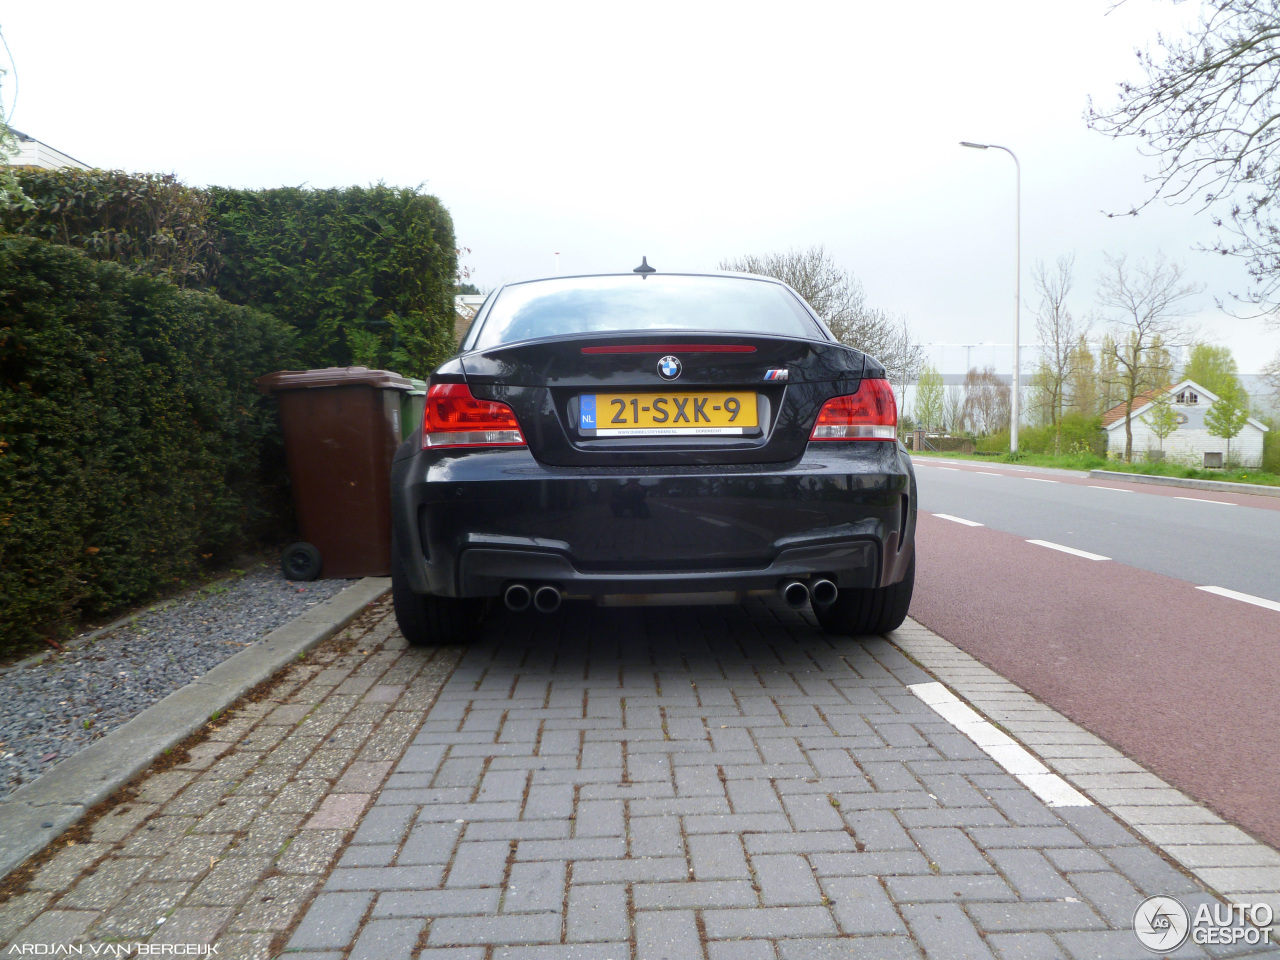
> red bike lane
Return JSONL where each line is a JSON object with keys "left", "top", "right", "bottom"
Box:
{"left": 909, "top": 511, "right": 1280, "bottom": 849}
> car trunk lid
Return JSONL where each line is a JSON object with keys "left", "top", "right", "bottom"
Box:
{"left": 460, "top": 334, "right": 866, "bottom": 467}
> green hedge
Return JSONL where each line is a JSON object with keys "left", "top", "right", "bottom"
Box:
{"left": 1, "top": 168, "right": 219, "bottom": 288}
{"left": 208, "top": 185, "right": 457, "bottom": 377}
{"left": 4, "top": 171, "right": 460, "bottom": 378}
{"left": 0, "top": 236, "right": 294, "bottom": 651}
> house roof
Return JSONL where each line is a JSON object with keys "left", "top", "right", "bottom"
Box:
{"left": 1101, "top": 387, "right": 1168, "bottom": 427}
{"left": 1101, "top": 378, "right": 1269, "bottom": 433}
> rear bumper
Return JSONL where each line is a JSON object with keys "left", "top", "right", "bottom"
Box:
{"left": 456, "top": 538, "right": 879, "bottom": 597}
{"left": 391, "top": 441, "right": 916, "bottom": 599}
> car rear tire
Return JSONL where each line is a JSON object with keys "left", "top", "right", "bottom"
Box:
{"left": 391, "top": 538, "right": 481, "bottom": 646}
{"left": 812, "top": 557, "right": 914, "bottom": 637}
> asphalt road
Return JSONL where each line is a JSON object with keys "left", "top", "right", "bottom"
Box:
{"left": 912, "top": 457, "right": 1280, "bottom": 602}
{"left": 909, "top": 456, "right": 1280, "bottom": 849}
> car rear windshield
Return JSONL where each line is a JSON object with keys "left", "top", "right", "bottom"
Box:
{"left": 473, "top": 274, "right": 824, "bottom": 349}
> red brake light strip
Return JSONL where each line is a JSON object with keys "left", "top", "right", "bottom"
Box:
{"left": 581, "top": 344, "right": 757, "bottom": 355}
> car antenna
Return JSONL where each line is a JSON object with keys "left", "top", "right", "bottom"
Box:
{"left": 633, "top": 256, "right": 656, "bottom": 275}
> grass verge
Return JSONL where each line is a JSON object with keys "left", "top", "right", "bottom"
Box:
{"left": 910, "top": 449, "right": 1280, "bottom": 487}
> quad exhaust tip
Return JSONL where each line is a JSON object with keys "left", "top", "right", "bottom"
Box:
{"left": 533, "top": 585, "right": 563, "bottom": 613}
{"left": 810, "top": 578, "right": 838, "bottom": 606}
{"left": 780, "top": 580, "right": 810, "bottom": 609}
{"left": 503, "top": 583, "right": 532, "bottom": 612}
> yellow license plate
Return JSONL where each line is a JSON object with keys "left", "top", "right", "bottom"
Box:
{"left": 579, "top": 392, "right": 759, "bottom": 436}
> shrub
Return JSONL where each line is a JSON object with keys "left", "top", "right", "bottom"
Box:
{"left": 2, "top": 168, "right": 220, "bottom": 288}
{"left": 0, "top": 236, "right": 294, "bottom": 652}
{"left": 975, "top": 429, "right": 1010, "bottom": 453}
{"left": 972, "top": 413, "right": 1105, "bottom": 456}
{"left": 208, "top": 185, "right": 458, "bottom": 377}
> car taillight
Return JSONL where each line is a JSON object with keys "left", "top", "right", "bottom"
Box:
{"left": 422, "top": 383, "right": 526, "bottom": 449}
{"left": 810, "top": 378, "right": 898, "bottom": 441}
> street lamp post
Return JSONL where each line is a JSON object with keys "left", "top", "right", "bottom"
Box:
{"left": 960, "top": 141, "right": 1021, "bottom": 453}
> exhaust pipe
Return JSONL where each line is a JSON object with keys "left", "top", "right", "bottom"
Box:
{"left": 810, "top": 579, "right": 838, "bottom": 606}
{"left": 779, "top": 580, "right": 810, "bottom": 609}
{"left": 503, "top": 583, "right": 532, "bottom": 612}
{"left": 533, "top": 585, "right": 562, "bottom": 614}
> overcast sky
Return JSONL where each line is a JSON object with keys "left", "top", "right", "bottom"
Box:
{"left": 6, "top": 0, "right": 1279, "bottom": 375}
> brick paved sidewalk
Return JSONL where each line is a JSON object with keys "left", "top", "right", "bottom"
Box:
{"left": 2, "top": 597, "right": 1276, "bottom": 959}
{"left": 285, "top": 600, "right": 1274, "bottom": 960}
{"left": 0, "top": 601, "right": 460, "bottom": 958}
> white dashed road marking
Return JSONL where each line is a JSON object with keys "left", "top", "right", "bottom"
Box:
{"left": 1027, "top": 540, "right": 1110, "bottom": 561}
{"left": 1087, "top": 485, "right": 1133, "bottom": 492}
{"left": 1175, "top": 496, "right": 1236, "bottom": 505}
{"left": 1197, "top": 585, "right": 1280, "bottom": 613}
{"left": 908, "top": 682, "right": 1091, "bottom": 808}
{"left": 977, "top": 472, "right": 1003, "bottom": 477}
{"left": 933, "top": 514, "right": 984, "bottom": 527}
{"left": 1024, "top": 477, "right": 1059, "bottom": 484}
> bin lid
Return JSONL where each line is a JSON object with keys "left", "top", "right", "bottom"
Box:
{"left": 255, "top": 366, "right": 413, "bottom": 395}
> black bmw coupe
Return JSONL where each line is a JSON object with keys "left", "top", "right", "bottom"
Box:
{"left": 389, "top": 265, "right": 917, "bottom": 644}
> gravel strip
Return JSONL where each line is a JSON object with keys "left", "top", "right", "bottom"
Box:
{"left": 0, "top": 567, "right": 351, "bottom": 799}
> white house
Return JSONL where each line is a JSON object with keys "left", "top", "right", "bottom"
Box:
{"left": 1102, "top": 378, "right": 1269, "bottom": 468}
{"left": 10, "top": 129, "right": 90, "bottom": 171}
{"left": 454, "top": 294, "right": 486, "bottom": 344}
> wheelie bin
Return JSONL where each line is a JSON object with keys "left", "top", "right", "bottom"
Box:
{"left": 256, "top": 366, "right": 411, "bottom": 580}
{"left": 400, "top": 378, "right": 428, "bottom": 441}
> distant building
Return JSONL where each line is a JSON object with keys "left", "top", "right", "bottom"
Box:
{"left": 9, "top": 129, "right": 90, "bottom": 171}
{"left": 454, "top": 294, "right": 486, "bottom": 344}
{"left": 1102, "top": 378, "right": 1269, "bottom": 468}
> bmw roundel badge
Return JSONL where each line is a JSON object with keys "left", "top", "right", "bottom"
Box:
{"left": 657, "top": 356, "right": 682, "bottom": 380}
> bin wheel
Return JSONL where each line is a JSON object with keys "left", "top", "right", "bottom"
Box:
{"left": 281, "top": 542, "right": 323, "bottom": 582}
{"left": 391, "top": 538, "right": 481, "bottom": 646}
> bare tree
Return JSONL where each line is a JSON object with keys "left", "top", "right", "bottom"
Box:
{"left": 884, "top": 313, "right": 925, "bottom": 416}
{"left": 944, "top": 384, "right": 966, "bottom": 434}
{"left": 721, "top": 246, "right": 863, "bottom": 327}
{"left": 720, "top": 246, "right": 921, "bottom": 379}
{"left": 961, "top": 366, "right": 1011, "bottom": 436}
{"left": 1032, "top": 254, "right": 1085, "bottom": 452}
{"left": 1096, "top": 253, "right": 1201, "bottom": 461}
{"left": 1088, "top": 2, "right": 1280, "bottom": 321}
{"left": 1262, "top": 352, "right": 1280, "bottom": 403}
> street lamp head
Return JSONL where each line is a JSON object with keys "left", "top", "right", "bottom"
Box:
{"left": 956, "top": 139, "right": 1021, "bottom": 453}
